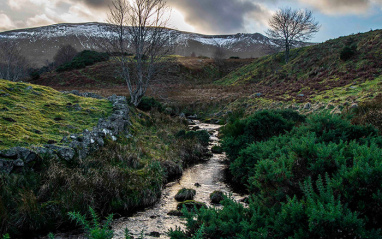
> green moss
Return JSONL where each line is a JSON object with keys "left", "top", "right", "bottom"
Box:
{"left": 0, "top": 79, "right": 113, "bottom": 150}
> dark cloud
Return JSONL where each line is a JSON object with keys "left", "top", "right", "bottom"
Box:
{"left": 168, "top": 0, "right": 270, "bottom": 34}
{"left": 80, "top": 0, "right": 112, "bottom": 8}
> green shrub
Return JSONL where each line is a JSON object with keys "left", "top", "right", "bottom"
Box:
{"left": 174, "top": 112, "right": 382, "bottom": 238}
{"left": 56, "top": 50, "right": 109, "bottom": 72}
{"left": 137, "top": 97, "right": 164, "bottom": 112}
{"left": 293, "top": 113, "right": 378, "bottom": 144}
{"left": 221, "top": 110, "right": 305, "bottom": 161}
{"left": 340, "top": 45, "right": 357, "bottom": 61}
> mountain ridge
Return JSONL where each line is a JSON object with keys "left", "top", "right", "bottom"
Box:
{"left": 0, "top": 22, "right": 292, "bottom": 67}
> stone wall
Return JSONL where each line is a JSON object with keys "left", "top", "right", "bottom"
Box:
{"left": 0, "top": 93, "right": 130, "bottom": 174}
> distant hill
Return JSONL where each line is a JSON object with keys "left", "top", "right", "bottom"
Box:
{"left": 0, "top": 22, "right": 288, "bottom": 67}
{"left": 216, "top": 29, "right": 382, "bottom": 103}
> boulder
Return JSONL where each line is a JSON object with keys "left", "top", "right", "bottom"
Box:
{"left": 13, "top": 159, "right": 24, "bottom": 167}
{"left": 211, "top": 146, "right": 223, "bottom": 154}
{"left": 304, "top": 103, "right": 312, "bottom": 109}
{"left": 167, "top": 210, "right": 183, "bottom": 216}
{"left": 0, "top": 148, "right": 19, "bottom": 159}
{"left": 148, "top": 232, "right": 160, "bottom": 238}
{"left": 179, "top": 113, "right": 186, "bottom": 119}
{"left": 0, "top": 159, "right": 14, "bottom": 173}
{"left": 175, "top": 188, "right": 196, "bottom": 202}
{"left": 210, "top": 191, "right": 225, "bottom": 204}
{"left": 45, "top": 145, "right": 75, "bottom": 161}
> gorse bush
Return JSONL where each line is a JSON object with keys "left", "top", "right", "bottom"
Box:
{"left": 172, "top": 110, "right": 382, "bottom": 238}
{"left": 56, "top": 50, "right": 109, "bottom": 72}
{"left": 220, "top": 109, "right": 306, "bottom": 161}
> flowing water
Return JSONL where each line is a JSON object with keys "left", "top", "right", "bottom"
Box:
{"left": 111, "top": 121, "right": 246, "bottom": 238}
{"left": 51, "top": 122, "right": 246, "bottom": 239}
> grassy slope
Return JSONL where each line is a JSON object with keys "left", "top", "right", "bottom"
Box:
{"left": 0, "top": 79, "right": 112, "bottom": 150}
{"left": 217, "top": 29, "right": 382, "bottom": 104}
{"left": 33, "top": 57, "right": 253, "bottom": 93}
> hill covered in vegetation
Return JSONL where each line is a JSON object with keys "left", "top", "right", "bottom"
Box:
{"left": 217, "top": 29, "right": 382, "bottom": 104}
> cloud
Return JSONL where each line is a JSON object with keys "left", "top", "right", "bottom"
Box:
{"left": 26, "top": 14, "right": 56, "bottom": 27}
{"left": 167, "top": 0, "right": 271, "bottom": 34}
{"left": 79, "top": 0, "right": 112, "bottom": 8}
{"left": 298, "top": 0, "right": 379, "bottom": 15}
{"left": 0, "top": 14, "right": 16, "bottom": 31}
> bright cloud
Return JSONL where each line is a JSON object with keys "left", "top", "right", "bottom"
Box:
{"left": 0, "top": 13, "right": 16, "bottom": 31}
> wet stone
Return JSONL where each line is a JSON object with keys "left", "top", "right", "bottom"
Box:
{"left": 148, "top": 231, "right": 160, "bottom": 237}
{"left": 167, "top": 210, "right": 183, "bottom": 217}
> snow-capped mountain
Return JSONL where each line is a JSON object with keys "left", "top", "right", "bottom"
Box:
{"left": 0, "top": 22, "right": 280, "bottom": 67}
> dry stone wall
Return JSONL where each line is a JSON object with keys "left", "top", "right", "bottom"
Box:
{"left": 0, "top": 93, "right": 130, "bottom": 174}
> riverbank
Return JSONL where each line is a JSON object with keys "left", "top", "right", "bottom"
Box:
{"left": 110, "top": 122, "right": 246, "bottom": 239}
{"left": 0, "top": 105, "right": 210, "bottom": 238}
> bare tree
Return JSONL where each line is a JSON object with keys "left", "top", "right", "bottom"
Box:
{"left": 53, "top": 44, "right": 78, "bottom": 67}
{"left": 0, "top": 40, "right": 29, "bottom": 82}
{"left": 266, "top": 8, "right": 320, "bottom": 63}
{"left": 106, "top": 0, "right": 174, "bottom": 106}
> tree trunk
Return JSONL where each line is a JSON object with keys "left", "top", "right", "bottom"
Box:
{"left": 285, "top": 42, "right": 290, "bottom": 63}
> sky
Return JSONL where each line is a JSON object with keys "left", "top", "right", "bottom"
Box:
{"left": 0, "top": 0, "right": 382, "bottom": 42}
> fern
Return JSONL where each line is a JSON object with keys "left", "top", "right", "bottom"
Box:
{"left": 2, "top": 234, "right": 10, "bottom": 239}
{"left": 68, "top": 207, "right": 114, "bottom": 239}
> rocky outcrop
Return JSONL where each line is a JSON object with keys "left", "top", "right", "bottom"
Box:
{"left": 0, "top": 94, "right": 130, "bottom": 174}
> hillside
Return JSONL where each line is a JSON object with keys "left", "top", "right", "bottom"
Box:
{"left": 217, "top": 29, "right": 382, "bottom": 104}
{"left": 0, "top": 79, "right": 112, "bottom": 150}
{"left": 0, "top": 22, "right": 278, "bottom": 67}
{"left": 30, "top": 57, "right": 254, "bottom": 113}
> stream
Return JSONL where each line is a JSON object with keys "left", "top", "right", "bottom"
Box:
{"left": 52, "top": 121, "right": 246, "bottom": 239}
{"left": 111, "top": 121, "right": 246, "bottom": 238}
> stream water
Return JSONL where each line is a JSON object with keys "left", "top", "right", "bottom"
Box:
{"left": 111, "top": 121, "right": 246, "bottom": 238}
{"left": 52, "top": 122, "right": 246, "bottom": 239}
